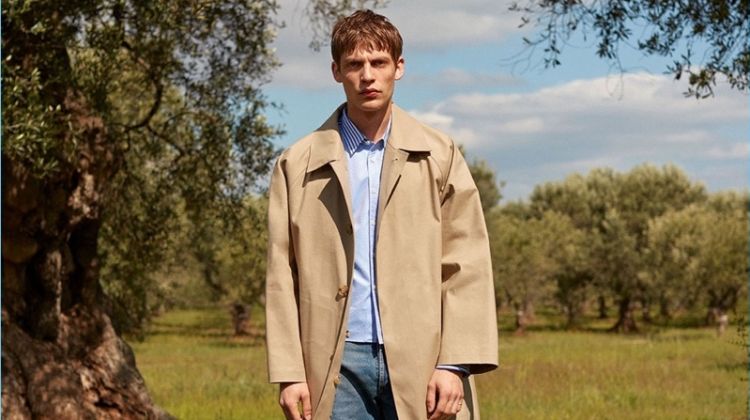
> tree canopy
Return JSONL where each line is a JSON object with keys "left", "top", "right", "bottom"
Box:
{"left": 510, "top": 0, "right": 749, "bottom": 98}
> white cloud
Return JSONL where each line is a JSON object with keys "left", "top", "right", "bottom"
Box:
{"left": 410, "top": 73, "right": 749, "bottom": 199}
{"left": 409, "top": 110, "right": 479, "bottom": 145}
{"left": 269, "top": 0, "right": 523, "bottom": 90}
{"left": 661, "top": 130, "right": 715, "bottom": 144}
{"left": 499, "top": 117, "right": 545, "bottom": 134}
{"left": 408, "top": 68, "right": 524, "bottom": 88}
{"left": 387, "top": 1, "right": 520, "bottom": 49}
{"left": 408, "top": 110, "right": 454, "bottom": 131}
{"left": 271, "top": 53, "right": 336, "bottom": 91}
{"left": 707, "top": 143, "right": 749, "bottom": 160}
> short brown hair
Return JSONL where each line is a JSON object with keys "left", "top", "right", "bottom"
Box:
{"left": 330, "top": 10, "right": 403, "bottom": 64}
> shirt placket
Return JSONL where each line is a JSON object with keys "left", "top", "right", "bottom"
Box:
{"left": 366, "top": 142, "right": 383, "bottom": 343}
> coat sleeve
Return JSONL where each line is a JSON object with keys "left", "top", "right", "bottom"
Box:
{"left": 436, "top": 144, "right": 499, "bottom": 375}
{"left": 265, "top": 156, "right": 307, "bottom": 383}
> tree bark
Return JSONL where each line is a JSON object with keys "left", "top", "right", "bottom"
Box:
{"left": 230, "top": 302, "right": 250, "bottom": 336}
{"left": 513, "top": 301, "right": 533, "bottom": 335}
{"left": 2, "top": 85, "right": 170, "bottom": 419}
{"left": 609, "top": 297, "right": 638, "bottom": 333}
{"left": 597, "top": 295, "right": 608, "bottom": 319}
{"left": 564, "top": 303, "right": 583, "bottom": 330}
{"left": 524, "top": 301, "right": 536, "bottom": 323}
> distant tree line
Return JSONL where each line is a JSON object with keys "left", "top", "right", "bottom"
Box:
{"left": 471, "top": 162, "right": 748, "bottom": 334}
{"left": 156, "top": 160, "right": 748, "bottom": 338}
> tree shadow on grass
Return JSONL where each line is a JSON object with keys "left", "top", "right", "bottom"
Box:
{"left": 496, "top": 308, "right": 732, "bottom": 338}
{"left": 146, "top": 320, "right": 229, "bottom": 339}
{"left": 208, "top": 334, "right": 266, "bottom": 349}
{"left": 143, "top": 319, "right": 267, "bottom": 348}
{"left": 715, "top": 361, "right": 749, "bottom": 373}
{"left": 646, "top": 330, "right": 712, "bottom": 342}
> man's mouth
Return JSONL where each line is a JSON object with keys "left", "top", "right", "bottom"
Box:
{"left": 360, "top": 89, "right": 379, "bottom": 97}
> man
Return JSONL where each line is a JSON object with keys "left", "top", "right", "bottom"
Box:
{"left": 265, "top": 10, "right": 497, "bottom": 420}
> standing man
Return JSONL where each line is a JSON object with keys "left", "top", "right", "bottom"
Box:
{"left": 265, "top": 10, "right": 497, "bottom": 420}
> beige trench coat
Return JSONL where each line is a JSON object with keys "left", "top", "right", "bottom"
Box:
{"left": 265, "top": 104, "right": 498, "bottom": 420}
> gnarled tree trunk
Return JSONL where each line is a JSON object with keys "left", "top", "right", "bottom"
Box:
{"left": 2, "top": 93, "right": 170, "bottom": 419}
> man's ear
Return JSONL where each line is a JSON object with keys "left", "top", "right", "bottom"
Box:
{"left": 332, "top": 61, "right": 342, "bottom": 83}
{"left": 394, "top": 56, "right": 405, "bottom": 81}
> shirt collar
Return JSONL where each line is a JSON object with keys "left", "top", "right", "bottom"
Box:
{"left": 339, "top": 107, "right": 392, "bottom": 155}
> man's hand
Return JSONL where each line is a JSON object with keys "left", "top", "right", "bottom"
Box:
{"left": 279, "top": 382, "right": 312, "bottom": 420}
{"left": 426, "top": 369, "right": 464, "bottom": 420}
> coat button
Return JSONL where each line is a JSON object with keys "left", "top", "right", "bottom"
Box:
{"left": 333, "top": 375, "right": 341, "bottom": 386}
{"left": 345, "top": 224, "right": 353, "bottom": 235}
{"left": 337, "top": 286, "right": 349, "bottom": 299}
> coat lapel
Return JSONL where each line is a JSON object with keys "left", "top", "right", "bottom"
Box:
{"left": 377, "top": 104, "right": 431, "bottom": 223}
{"left": 306, "top": 105, "right": 353, "bottom": 227}
{"left": 379, "top": 144, "right": 408, "bottom": 215}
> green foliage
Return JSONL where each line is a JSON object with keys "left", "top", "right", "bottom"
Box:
{"left": 468, "top": 158, "right": 504, "bottom": 214}
{"left": 1, "top": 62, "right": 75, "bottom": 178}
{"left": 176, "top": 195, "right": 269, "bottom": 307}
{"left": 488, "top": 210, "right": 584, "bottom": 320}
{"left": 510, "top": 0, "right": 750, "bottom": 98}
{"left": 2, "top": 0, "right": 286, "bottom": 332}
{"left": 214, "top": 196, "right": 269, "bottom": 305}
{"left": 648, "top": 199, "right": 749, "bottom": 315}
{"left": 488, "top": 163, "right": 745, "bottom": 331}
{"left": 304, "top": 0, "right": 390, "bottom": 50}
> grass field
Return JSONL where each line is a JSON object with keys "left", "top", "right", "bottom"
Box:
{"left": 129, "top": 308, "right": 748, "bottom": 419}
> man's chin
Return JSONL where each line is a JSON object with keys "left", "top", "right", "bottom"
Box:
{"left": 351, "top": 100, "right": 390, "bottom": 115}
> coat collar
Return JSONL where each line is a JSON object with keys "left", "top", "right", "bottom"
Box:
{"left": 306, "top": 105, "right": 346, "bottom": 173}
{"left": 306, "top": 103, "right": 430, "bottom": 173}
{"left": 388, "top": 104, "right": 431, "bottom": 153}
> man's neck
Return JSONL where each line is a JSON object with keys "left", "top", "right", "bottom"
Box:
{"left": 346, "top": 103, "right": 392, "bottom": 142}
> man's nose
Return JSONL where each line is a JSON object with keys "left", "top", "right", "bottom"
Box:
{"left": 361, "top": 64, "right": 374, "bottom": 82}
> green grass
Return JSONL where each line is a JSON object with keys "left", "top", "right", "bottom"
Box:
{"left": 130, "top": 308, "right": 748, "bottom": 419}
{"left": 128, "top": 309, "right": 279, "bottom": 419}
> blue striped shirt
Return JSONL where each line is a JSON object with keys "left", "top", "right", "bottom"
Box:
{"left": 339, "top": 108, "right": 390, "bottom": 344}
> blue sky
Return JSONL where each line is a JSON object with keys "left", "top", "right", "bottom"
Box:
{"left": 264, "top": 0, "right": 749, "bottom": 201}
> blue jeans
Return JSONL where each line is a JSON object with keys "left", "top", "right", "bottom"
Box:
{"left": 331, "top": 342, "right": 398, "bottom": 420}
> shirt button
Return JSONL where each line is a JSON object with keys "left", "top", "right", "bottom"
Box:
{"left": 345, "top": 330, "right": 350, "bottom": 338}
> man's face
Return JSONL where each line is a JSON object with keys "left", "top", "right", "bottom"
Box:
{"left": 332, "top": 47, "right": 404, "bottom": 117}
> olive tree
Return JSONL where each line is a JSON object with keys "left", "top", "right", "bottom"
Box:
{"left": 648, "top": 197, "right": 748, "bottom": 324}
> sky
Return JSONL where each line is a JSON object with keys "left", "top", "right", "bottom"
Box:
{"left": 263, "top": 0, "right": 749, "bottom": 202}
